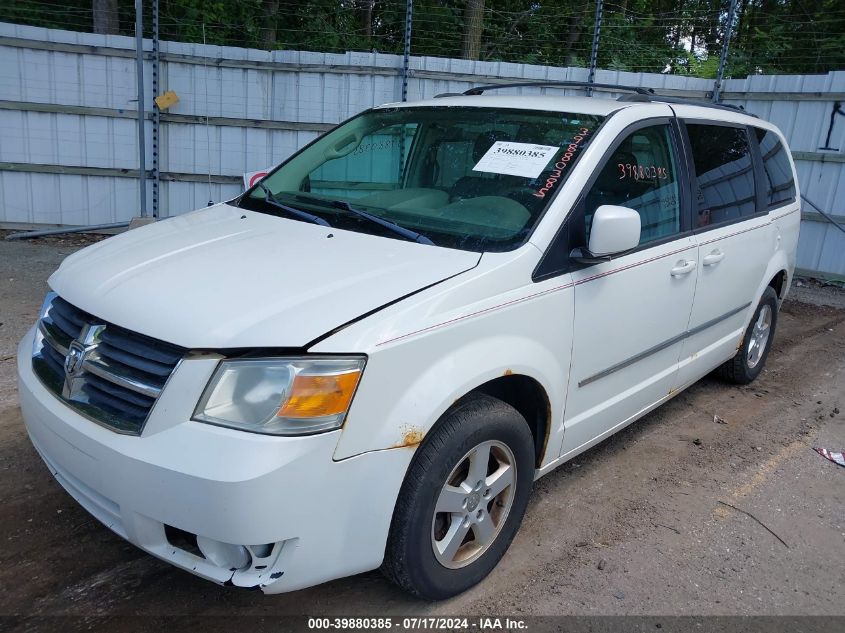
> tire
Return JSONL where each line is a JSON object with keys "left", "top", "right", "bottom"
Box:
{"left": 381, "top": 393, "right": 535, "bottom": 600}
{"left": 717, "top": 286, "right": 779, "bottom": 385}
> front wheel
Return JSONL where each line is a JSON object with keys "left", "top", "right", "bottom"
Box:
{"left": 381, "top": 394, "right": 535, "bottom": 600}
{"left": 717, "top": 286, "right": 779, "bottom": 384}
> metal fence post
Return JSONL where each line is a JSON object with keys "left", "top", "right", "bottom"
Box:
{"left": 400, "top": 0, "right": 413, "bottom": 102}
{"left": 151, "top": 0, "right": 160, "bottom": 218}
{"left": 587, "top": 0, "right": 603, "bottom": 97}
{"left": 134, "top": 0, "right": 147, "bottom": 217}
{"left": 713, "top": 0, "right": 738, "bottom": 102}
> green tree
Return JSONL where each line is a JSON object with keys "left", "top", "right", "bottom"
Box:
{"left": 0, "top": 0, "right": 842, "bottom": 76}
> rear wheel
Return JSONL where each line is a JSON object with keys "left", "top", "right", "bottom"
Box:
{"left": 382, "top": 394, "right": 534, "bottom": 600}
{"left": 717, "top": 286, "right": 779, "bottom": 384}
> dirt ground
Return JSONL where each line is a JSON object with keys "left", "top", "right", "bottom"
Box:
{"left": 0, "top": 235, "right": 843, "bottom": 626}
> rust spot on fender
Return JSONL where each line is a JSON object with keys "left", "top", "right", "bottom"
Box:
{"left": 735, "top": 338, "right": 744, "bottom": 352}
{"left": 503, "top": 369, "right": 514, "bottom": 376}
{"left": 394, "top": 425, "right": 424, "bottom": 448}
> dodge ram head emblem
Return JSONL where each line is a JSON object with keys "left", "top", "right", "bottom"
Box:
{"left": 61, "top": 323, "right": 106, "bottom": 399}
{"left": 64, "top": 342, "right": 86, "bottom": 376}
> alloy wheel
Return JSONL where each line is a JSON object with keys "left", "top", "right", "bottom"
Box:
{"left": 746, "top": 304, "right": 772, "bottom": 369}
{"left": 431, "top": 440, "right": 517, "bottom": 569}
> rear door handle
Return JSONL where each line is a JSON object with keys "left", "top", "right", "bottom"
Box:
{"left": 670, "top": 259, "right": 697, "bottom": 277}
{"left": 702, "top": 249, "right": 725, "bottom": 266}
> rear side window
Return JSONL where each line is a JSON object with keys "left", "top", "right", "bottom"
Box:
{"left": 754, "top": 128, "right": 796, "bottom": 208}
{"left": 686, "top": 124, "right": 756, "bottom": 227}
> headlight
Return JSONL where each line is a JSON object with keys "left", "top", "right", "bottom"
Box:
{"left": 32, "top": 292, "right": 57, "bottom": 356}
{"left": 193, "top": 357, "right": 365, "bottom": 435}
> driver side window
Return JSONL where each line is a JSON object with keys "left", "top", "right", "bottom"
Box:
{"left": 584, "top": 124, "right": 681, "bottom": 246}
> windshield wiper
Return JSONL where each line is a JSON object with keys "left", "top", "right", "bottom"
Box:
{"left": 296, "top": 196, "right": 434, "bottom": 246}
{"left": 255, "top": 182, "right": 331, "bottom": 227}
{"left": 333, "top": 200, "right": 436, "bottom": 245}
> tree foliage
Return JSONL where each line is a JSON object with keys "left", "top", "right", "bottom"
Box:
{"left": 1, "top": 0, "right": 843, "bottom": 76}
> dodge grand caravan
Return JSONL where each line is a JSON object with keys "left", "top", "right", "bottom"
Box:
{"left": 17, "top": 83, "right": 800, "bottom": 599}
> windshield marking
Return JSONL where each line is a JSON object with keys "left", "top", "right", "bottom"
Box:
{"left": 533, "top": 127, "right": 593, "bottom": 199}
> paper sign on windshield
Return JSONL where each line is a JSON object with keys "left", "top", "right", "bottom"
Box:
{"left": 472, "top": 142, "right": 559, "bottom": 179}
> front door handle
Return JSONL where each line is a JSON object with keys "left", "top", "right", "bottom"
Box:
{"left": 670, "top": 259, "right": 697, "bottom": 277}
{"left": 702, "top": 249, "right": 725, "bottom": 266}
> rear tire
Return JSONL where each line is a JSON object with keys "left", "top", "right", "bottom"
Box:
{"left": 381, "top": 393, "right": 534, "bottom": 600}
{"left": 717, "top": 286, "right": 779, "bottom": 385}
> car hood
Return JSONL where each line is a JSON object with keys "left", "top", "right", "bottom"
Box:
{"left": 49, "top": 204, "right": 480, "bottom": 349}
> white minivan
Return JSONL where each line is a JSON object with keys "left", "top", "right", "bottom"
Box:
{"left": 17, "top": 83, "right": 800, "bottom": 600}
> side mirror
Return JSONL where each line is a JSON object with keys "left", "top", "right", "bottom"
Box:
{"left": 570, "top": 205, "right": 641, "bottom": 264}
{"left": 590, "top": 204, "right": 641, "bottom": 255}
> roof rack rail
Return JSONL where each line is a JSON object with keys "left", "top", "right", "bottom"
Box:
{"left": 434, "top": 81, "right": 758, "bottom": 118}
{"left": 617, "top": 94, "right": 757, "bottom": 118}
{"left": 459, "top": 81, "right": 655, "bottom": 96}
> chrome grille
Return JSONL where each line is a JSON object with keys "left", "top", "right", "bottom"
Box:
{"left": 32, "top": 293, "right": 186, "bottom": 435}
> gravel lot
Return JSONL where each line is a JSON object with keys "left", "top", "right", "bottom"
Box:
{"left": 0, "top": 234, "right": 843, "bottom": 628}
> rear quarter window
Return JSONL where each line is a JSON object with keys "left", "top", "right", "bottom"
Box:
{"left": 686, "top": 123, "right": 756, "bottom": 228}
{"left": 754, "top": 128, "right": 796, "bottom": 208}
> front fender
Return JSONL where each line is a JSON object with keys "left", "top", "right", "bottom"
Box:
{"left": 331, "top": 293, "right": 573, "bottom": 462}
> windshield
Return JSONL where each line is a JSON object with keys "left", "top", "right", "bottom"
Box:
{"left": 238, "top": 106, "right": 604, "bottom": 252}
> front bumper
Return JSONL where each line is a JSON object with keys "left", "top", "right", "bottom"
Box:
{"left": 16, "top": 327, "right": 412, "bottom": 593}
